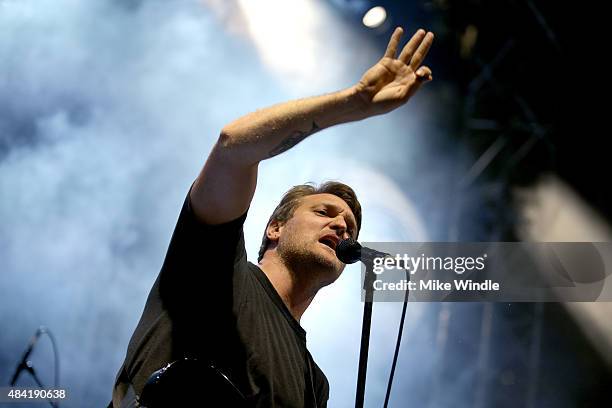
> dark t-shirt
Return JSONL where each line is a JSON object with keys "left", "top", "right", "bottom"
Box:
{"left": 112, "top": 190, "right": 329, "bottom": 407}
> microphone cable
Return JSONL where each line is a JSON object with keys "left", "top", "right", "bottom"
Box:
{"left": 382, "top": 268, "right": 410, "bottom": 408}
{"left": 45, "top": 327, "right": 60, "bottom": 390}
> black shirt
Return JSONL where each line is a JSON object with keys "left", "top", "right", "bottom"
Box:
{"left": 112, "top": 190, "right": 329, "bottom": 407}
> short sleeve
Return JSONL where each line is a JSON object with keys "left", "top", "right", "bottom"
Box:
{"left": 158, "top": 186, "right": 249, "bottom": 317}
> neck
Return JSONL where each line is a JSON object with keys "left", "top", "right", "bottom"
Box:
{"left": 258, "top": 254, "right": 320, "bottom": 322}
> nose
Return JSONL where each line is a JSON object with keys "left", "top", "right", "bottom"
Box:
{"left": 330, "top": 215, "right": 350, "bottom": 239}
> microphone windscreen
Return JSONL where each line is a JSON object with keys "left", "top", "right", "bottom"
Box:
{"left": 336, "top": 238, "right": 362, "bottom": 264}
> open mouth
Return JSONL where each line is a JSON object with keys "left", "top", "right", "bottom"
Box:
{"left": 319, "top": 237, "right": 337, "bottom": 251}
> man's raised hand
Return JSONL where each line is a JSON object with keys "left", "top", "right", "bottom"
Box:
{"left": 354, "top": 27, "right": 434, "bottom": 117}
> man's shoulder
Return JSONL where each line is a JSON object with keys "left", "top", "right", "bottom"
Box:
{"left": 182, "top": 189, "right": 249, "bottom": 234}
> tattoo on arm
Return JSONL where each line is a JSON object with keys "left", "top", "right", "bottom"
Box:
{"left": 268, "top": 121, "right": 321, "bottom": 158}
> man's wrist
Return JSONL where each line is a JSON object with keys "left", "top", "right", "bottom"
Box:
{"left": 325, "top": 85, "right": 371, "bottom": 126}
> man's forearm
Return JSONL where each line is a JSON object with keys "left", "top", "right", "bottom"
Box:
{"left": 219, "top": 85, "right": 366, "bottom": 165}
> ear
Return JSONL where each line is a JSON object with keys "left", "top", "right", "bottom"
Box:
{"left": 266, "top": 219, "right": 283, "bottom": 242}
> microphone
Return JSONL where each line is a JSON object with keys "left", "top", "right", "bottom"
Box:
{"left": 10, "top": 327, "right": 45, "bottom": 386}
{"left": 336, "top": 238, "right": 391, "bottom": 265}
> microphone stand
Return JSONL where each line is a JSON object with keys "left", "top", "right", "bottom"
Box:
{"left": 11, "top": 362, "right": 58, "bottom": 408}
{"left": 355, "top": 260, "right": 377, "bottom": 408}
{"left": 10, "top": 327, "right": 59, "bottom": 408}
{"left": 26, "top": 363, "right": 58, "bottom": 408}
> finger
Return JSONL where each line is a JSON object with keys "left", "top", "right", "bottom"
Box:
{"left": 416, "top": 66, "right": 432, "bottom": 79}
{"left": 409, "top": 31, "right": 434, "bottom": 70}
{"left": 398, "top": 29, "right": 426, "bottom": 63}
{"left": 416, "top": 73, "right": 433, "bottom": 82}
{"left": 383, "top": 27, "right": 404, "bottom": 59}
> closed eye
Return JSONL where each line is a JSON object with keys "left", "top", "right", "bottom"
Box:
{"left": 315, "top": 209, "right": 327, "bottom": 215}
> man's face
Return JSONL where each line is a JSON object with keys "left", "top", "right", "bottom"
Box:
{"left": 272, "top": 193, "right": 358, "bottom": 287}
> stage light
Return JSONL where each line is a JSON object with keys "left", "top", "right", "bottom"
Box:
{"left": 362, "top": 6, "right": 386, "bottom": 28}
{"left": 237, "top": 0, "right": 323, "bottom": 86}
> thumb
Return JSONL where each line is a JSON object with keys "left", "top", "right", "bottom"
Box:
{"left": 416, "top": 66, "right": 433, "bottom": 81}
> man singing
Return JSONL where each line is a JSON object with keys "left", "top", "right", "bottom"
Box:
{"left": 111, "top": 27, "right": 434, "bottom": 407}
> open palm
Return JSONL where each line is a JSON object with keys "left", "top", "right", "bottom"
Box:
{"left": 356, "top": 28, "right": 434, "bottom": 116}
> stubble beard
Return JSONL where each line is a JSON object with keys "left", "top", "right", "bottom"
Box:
{"left": 277, "top": 236, "right": 342, "bottom": 287}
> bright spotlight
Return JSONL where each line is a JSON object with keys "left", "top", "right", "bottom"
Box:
{"left": 362, "top": 6, "right": 387, "bottom": 28}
